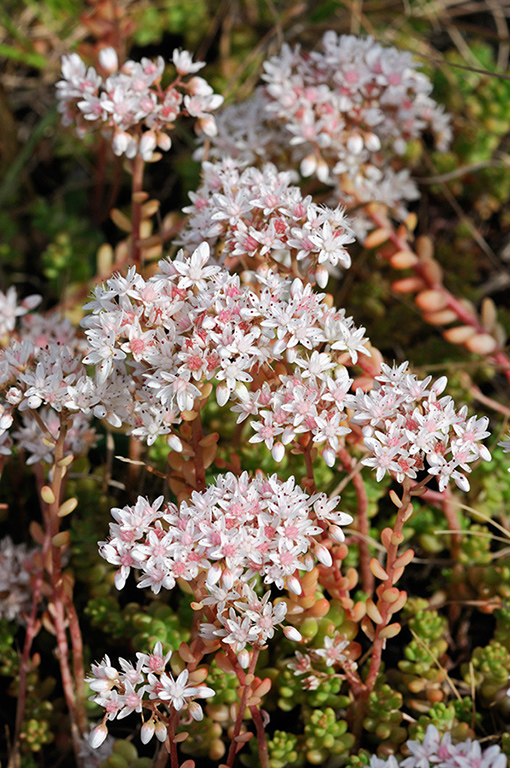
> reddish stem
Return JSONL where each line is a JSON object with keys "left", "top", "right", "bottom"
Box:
{"left": 167, "top": 710, "right": 180, "bottom": 768}
{"left": 364, "top": 479, "right": 412, "bottom": 692}
{"left": 191, "top": 413, "right": 206, "bottom": 492}
{"left": 7, "top": 507, "right": 51, "bottom": 768}
{"left": 225, "top": 649, "right": 260, "bottom": 768}
{"left": 303, "top": 440, "right": 316, "bottom": 492}
{"left": 32, "top": 413, "right": 87, "bottom": 763}
{"left": 130, "top": 153, "right": 145, "bottom": 267}
{"left": 368, "top": 208, "right": 510, "bottom": 384}
{"left": 249, "top": 705, "right": 270, "bottom": 768}
{"left": 418, "top": 484, "right": 461, "bottom": 560}
{"left": 338, "top": 448, "right": 373, "bottom": 594}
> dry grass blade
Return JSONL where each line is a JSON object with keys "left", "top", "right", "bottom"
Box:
{"left": 409, "top": 627, "right": 463, "bottom": 701}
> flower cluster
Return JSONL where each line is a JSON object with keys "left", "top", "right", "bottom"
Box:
{"left": 369, "top": 724, "right": 506, "bottom": 768}
{"left": 239, "top": 361, "right": 353, "bottom": 466}
{"left": 80, "top": 241, "right": 369, "bottom": 446}
{"left": 87, "top": 643, "right": 214, "bottom": 748}
{"left": 56, "top": 47, "right": 223, "bottom": 159}
{"left": 180, "top": 159, "right": 355, "bottom": 285}
{"left": 200, "top": 34, "right": 451, "bottom": 227}
{"left": 288, "top": 632, "right": 351, "bottom": 682}
{"left": 350, "top": 362, "right": 491, "bottom": 491}
{"left": 194, "top": 89, "right": 291, "bottom": 167}
{"left": 262, "top": 32, "right": 451, "bottom": 181}
{"left": 98, "top": 473, "right": 352, "bottom": 653}
{"left": 0, "top": 536, "right": 39, "bottom": 623}
{"left": 0, "top": 310, "right": 97, "bottom": 463}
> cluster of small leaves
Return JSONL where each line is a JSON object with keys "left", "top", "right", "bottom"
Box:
{"left": 303, "top": 707, "right": 354, "bottom": 765}
{"left": 463, "top": 641, "right": 510, "bottom": 703}
{"left": 363, "top": 685, "right": 406, "bottom": 752}
{"left": 398, "top": 600, "right": 449, "bottom": 708}
{"left": 432, "top": 42, "right": 510, "bottom": 211}
{"left": 408, "top": 700, "right": 476, "bottom": 743}
{"left": 0, "top": 620, "right": 56, "bottom": 755}
{"left": 98, "top": 739, "right": 151, "bottom": 768}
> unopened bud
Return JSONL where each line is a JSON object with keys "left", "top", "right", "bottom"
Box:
{"left": 89, "top": 723, "right": 108, "bottom": 749}
{"left": 286, "top": 576, "right": 302, "bottom": 596}
{"left": 300, "top": 154, "right": 317, "bottom": 177}
{"left": 347, "top": 134, "right": 364, "bottom": 155}
{"left": 167, "top": 434, "right": 183, "bottom": 452}
{"left": 315, "top": 265, "right": 329, "bottom": 288}
{"left": 141, "top": 719, "right": 155, "bottom": 744}
{"left": 315, "top": 544, "right": 332, "bottom": 567}
{"left": 216, "top": 385, "right": 229, "bottom": 407}
{"left": 98, "top": 47, "right": 118, "bottom": 73}
{"left": 283, "top": 625, "right": 302, "bottom": 642}
{"left": 271, "top": 442, "right": 285, "bottom": 463}
{"left": 157, "top": 132, "right": 172, "bottom": 152}
{"left": 329, "top": 525, "right": 345, "bottom": 542}
{"left": 222, "top": 569, "right": 235, "bottom": 590}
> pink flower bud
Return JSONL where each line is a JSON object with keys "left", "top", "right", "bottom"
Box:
{"left": 300, "top": 154, "right": 317, "bottom": 177}
{"left": 98, "top": 47, "right": 118, "bottom": 74}
{"left": 157, "top": 133, "right": 172, "bottom": 152}
{"left": 21, "top": 294, "right": 42, "bottom": 310}
{"left": 283, "top": 625, "right": 302, "bottom": 642}
{"left": 347, "top": 134, "right": 364, "bottom": 155}
{"left": 271, "top": 442, "right": 285, "bottom": 463}
{"left": 141, "top": 719, "right": 155, "bottom": 744}
{"left": 216, "top": 384, "right": 229, "bottom": 407}
{"left": 112, "top": 130, "right": 130, "bottom": 156}
{"left": 329, "top": 525, "right": 345, "bottom": 543}
{"left": 322, "top": 447, "right": 336, "bottom": 467}
{"left": 365, "top": 132, "right": 381, "bottom": 151}
{"left": 6, "top": 388, "right": 22, "bottom": 405}
{"left": 315, "top": 265, "right": 329, "bottom": 288}
{"left": 315, "top": 544, "right": 332, "bottom": 568}
{"left": 238, "top": 650, "right": 250, "bottom": 668}
{"left": 89, "top": 723, "right": 108, "bottom": 749}
{"left": 167, "top": 434, "right": 183, "bottom": 452}
{"left": 187, "top": 77, "right": 213, "bottom": 96}
{"left": 222, "top": 568, "right": 235, "bottom": 590}
{"left": 188, "top": 701, "right": 204, "bottom": 721}
{"left": 199, "top": 115, "right": 218, "bottom": 137}
{"left": 139, "top": 131, "right": 157, "bottom": 160}
{"left": 206, "top": 563, "right": 222, "bottom": 586}
{"left": 286, "top": 576, "right": 302, "bottom": 596}
{"left": 155, "top": 720, "right": 168, "bottom": 742}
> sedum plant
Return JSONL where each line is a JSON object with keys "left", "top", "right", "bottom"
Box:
{"left": 0, "top": 17, "right": 509, "bottom": 768}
